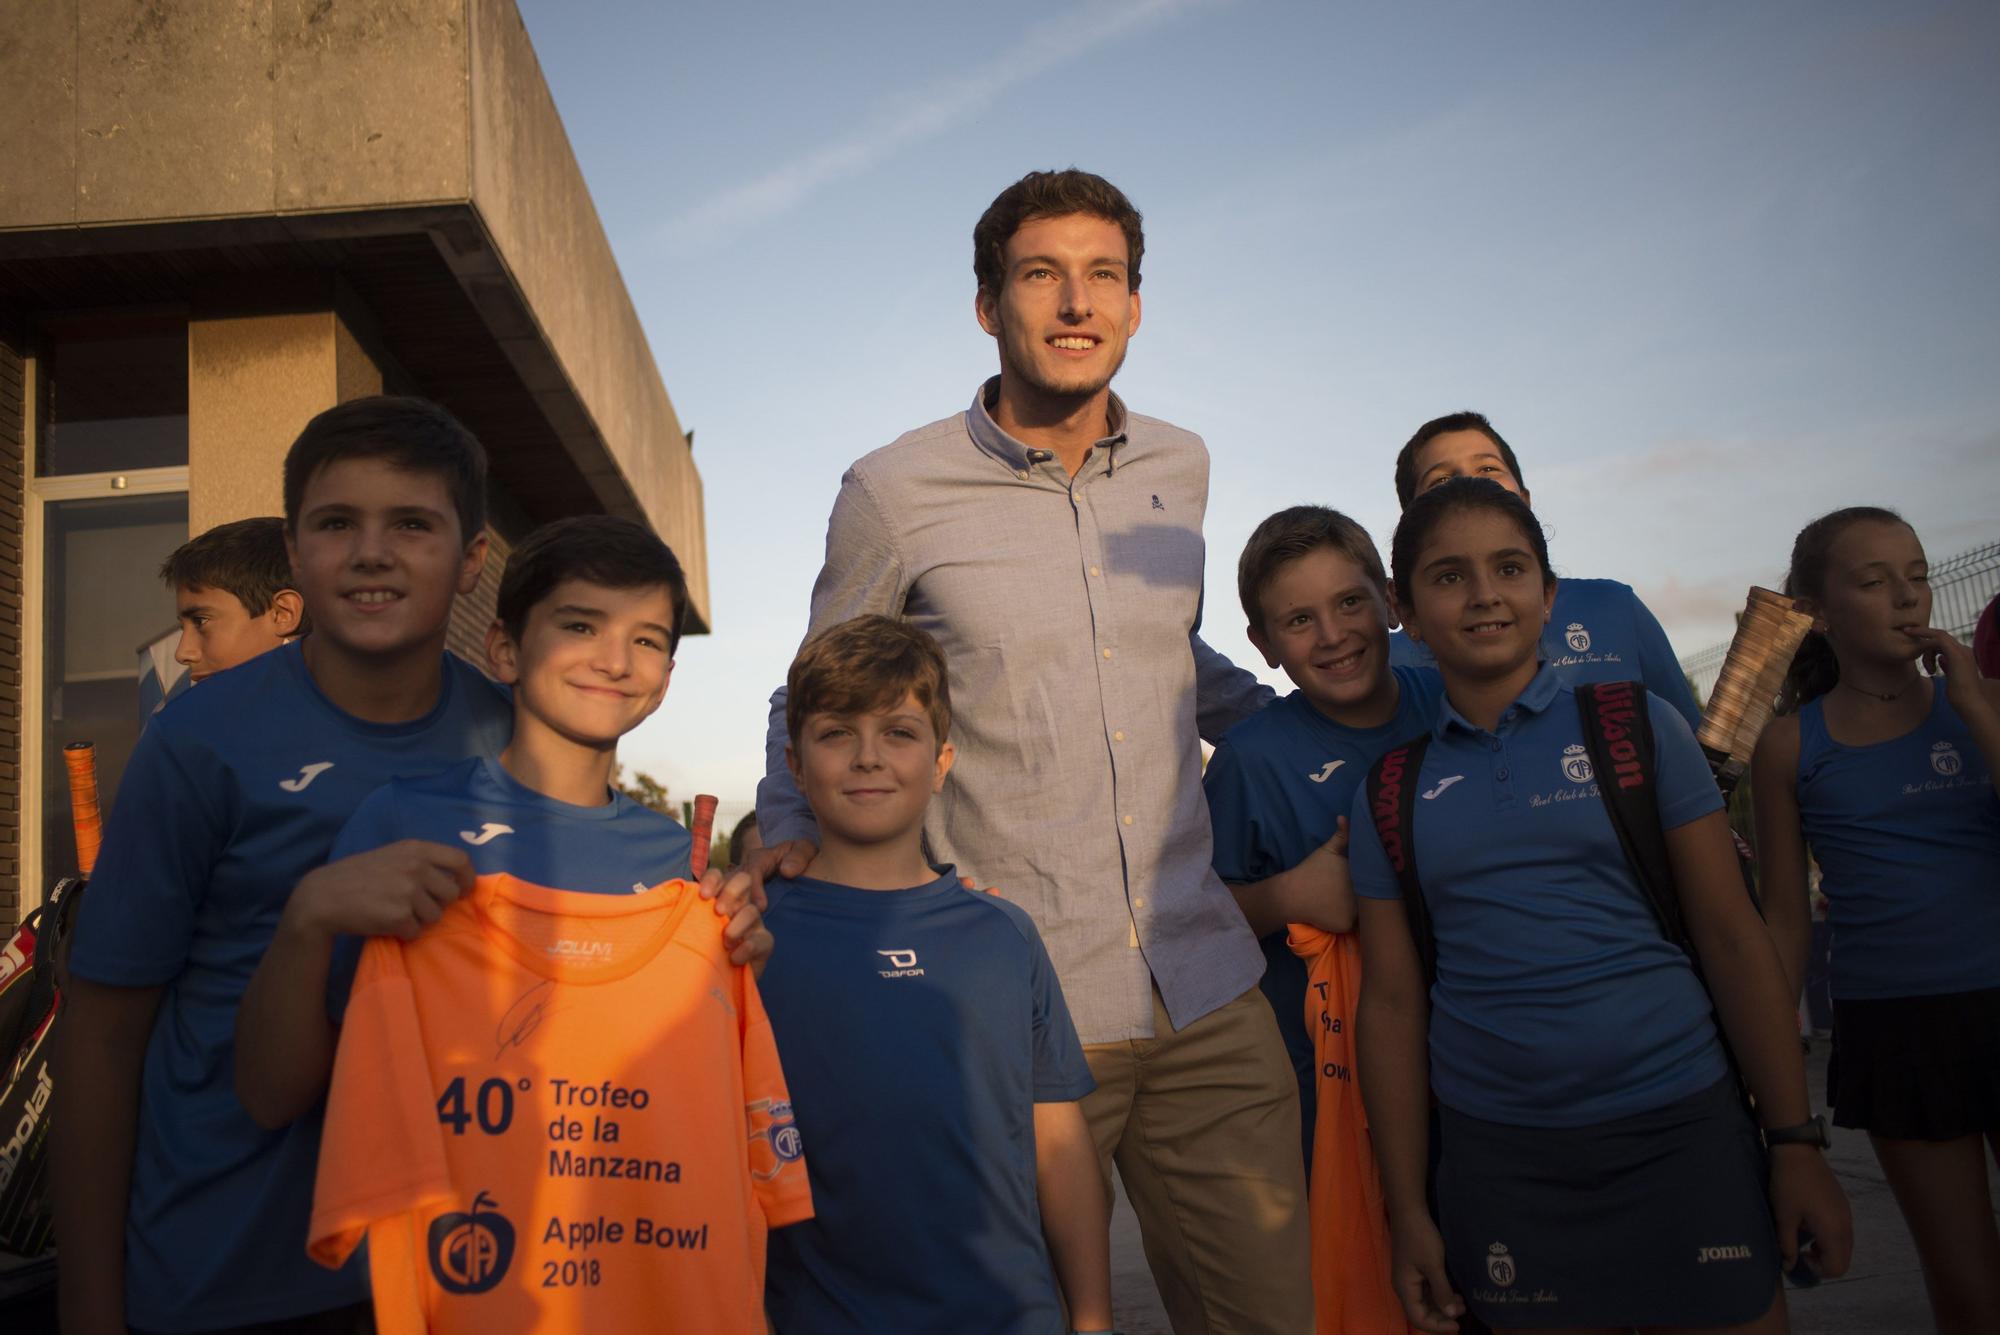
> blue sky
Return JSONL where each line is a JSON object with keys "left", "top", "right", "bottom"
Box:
{"left": 513, "top": 0, "right": 2000, "bottom": 818}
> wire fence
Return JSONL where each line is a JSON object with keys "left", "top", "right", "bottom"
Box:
{"left": 1681, "top": 539, "right": 2000, "bottom": 700}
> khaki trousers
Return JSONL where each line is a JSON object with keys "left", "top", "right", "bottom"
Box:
{"left": 1081, "top": 985, "right": 1312, "bottom": 1335}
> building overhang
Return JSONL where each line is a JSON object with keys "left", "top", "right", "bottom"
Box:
{"left": 0, "top": 0, "right": 707, "bottom": 629}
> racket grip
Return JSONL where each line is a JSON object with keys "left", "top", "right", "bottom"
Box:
{"left": 689, "top": 794, "right": 719, "bottom": 879}
{"left": 64, "top": 742, "right": 103, "bottom": 877}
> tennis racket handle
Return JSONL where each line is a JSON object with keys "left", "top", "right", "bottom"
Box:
{"left": 64, "top": 742, "right": 103, "bottom": 878}
{"left": 689, "top": 794, "right": 720, "bottom": 879}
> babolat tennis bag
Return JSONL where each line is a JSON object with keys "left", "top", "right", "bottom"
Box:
{"left": 0, "top": 875, "right": 86, "bottom": 1260}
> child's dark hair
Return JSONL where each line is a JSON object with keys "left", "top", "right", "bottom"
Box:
{"left": 282, "top": 396, "right": 487, "bottom": 544}
{"left": 158, "top": 516, "right": 296, "bottom": 617}
{"left": 1390, "top": 477, "right": 1552, "bottom": 600}
{"left": 1394, "top": 410, "right": 1527, "bottom": 509}
{"left": 1778, "top": 505, "right": 1909, "bottom": 713}
{"left": 786, "top": 615, "right": 951, "bottom": 748}
{"left": 497, "top": 515, "right": 689, "bottom": 652}
{"left": 1237, "top": 506, "right": 1387, "bottom": 629}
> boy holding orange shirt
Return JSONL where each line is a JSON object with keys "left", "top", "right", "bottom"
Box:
{"left": 294, "top": 516, "right": 799, "bottom": 1332}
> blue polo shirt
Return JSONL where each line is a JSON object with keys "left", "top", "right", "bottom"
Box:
{"left": 758, "top": 871, "right": 1095, "bottom": 1334}
{"left": 324, "top": 756, "right": 696, "bottom": 1016}
{"left": 1348, "top": 662, "right": 1728, "bottom": 1127}
{"left": 68, "top": 643, "right": 512, "bottom": 1331}
{"left": 1390, "top": 577, "right": 1700, "bottom": 732}
{"left": 1797, "top": 687, "right": 2000, "bottom": 999}
{"left": 1203, "top": 667, "right": 1445, "bottom": 1139}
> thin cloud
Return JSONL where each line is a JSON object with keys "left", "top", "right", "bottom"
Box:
{"left": 660, "top": 0, "right": 1212, "bottom": 248}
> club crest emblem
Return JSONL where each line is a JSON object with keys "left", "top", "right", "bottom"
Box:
{"left": 747, "top": 1097, "right": 805, "bottom": 1180}
{"left": 1565, "top": 622, "right": 1591, "bottom": 652}
{"left": 1932, "top": 741, "right": 1963, "bottom": 777}
{"left": 427, "top": 1190, "right": 514, "bottom": 1294}
{"left": 1562, "top": 744, "right": 1595, "bottom": 784}
{"left": 1487, "top": 1241, "right": 1517, "bottom": 1288}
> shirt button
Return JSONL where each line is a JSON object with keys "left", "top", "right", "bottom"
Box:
{"left": 1016, "top": 469, "right": 1030, "bottom": 480}
{"left": 1122, "top": 815, "right": 1134, "bottom": 826}
{"left": 1089, "top": 566, "right": 1101, "bottom": 577}
{"left": 1491, "top": 739, "right": 1502, "bottom": 752}
{"left": 1113, "top": 730, "right": 1126, "bottom": 742}
{"left": 1133, "top": 897, "right": 1147, "bottom": 909}
{"left": 1496, "top": 768, "right": 1510, "bottom": 781}
{"left": 1102, "top": 648, "right": 1113, "bottom": 660}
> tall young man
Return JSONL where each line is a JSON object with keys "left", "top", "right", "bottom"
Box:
{"left": 754, "top": 170, "right": 1310, "bottom": 1333}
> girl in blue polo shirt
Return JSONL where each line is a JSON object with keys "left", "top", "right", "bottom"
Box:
{"left": 1350, "top": 478, "right": 1850, "bottom": 1334}
{"left": 1386, "top": 411, "right": 1703, "bottom": 733}
{"left": 1751, "top": 506, "right": 2000, "bottom": 1333}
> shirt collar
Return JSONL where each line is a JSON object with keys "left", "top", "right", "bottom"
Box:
{"left": 966, "top": 376, "right": 1130, "bottom": 475}
{"left": 1434, "top": 659, "right": 1564, "bottom": 740}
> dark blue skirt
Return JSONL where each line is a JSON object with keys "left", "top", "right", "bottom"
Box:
{"left": 1437, "top": 1077, "right": 1778, "bottom": 1329}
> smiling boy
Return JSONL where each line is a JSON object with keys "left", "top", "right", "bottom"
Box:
{"left": 56, "top": 398, "right": 515, "bottom": 1335}
{"left": 757, "top": 615, "right": 1112, "bottom": 1334}
{"left": 232, "top": 517, "right": 772, "bottom": 1132}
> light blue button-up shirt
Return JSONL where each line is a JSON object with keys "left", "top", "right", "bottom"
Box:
{"left": 758, "top": 380, "right": 1272, "bottom": 1042}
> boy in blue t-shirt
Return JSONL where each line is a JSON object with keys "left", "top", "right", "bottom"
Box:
{"left": 1203, "top": 506, "right": 1443, "bottom": 1166}
{"left": 57, "top": 398, "right": 515, "bottom": 1335}
{"left": 757, "top": 615, "right": 1112, "bottom": 1335}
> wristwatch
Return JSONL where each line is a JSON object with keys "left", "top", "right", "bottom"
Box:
{"left": 1763, "top": 1114, "right": 1831, "bottom": 1149}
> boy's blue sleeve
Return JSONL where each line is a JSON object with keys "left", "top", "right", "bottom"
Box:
{"left": 1648, "top": 694, "right": 1726, "bottom": 831}
{"left": 69, "top": 724, "right": 225, "bottom": 986}
{"left": 1347, "top": 781, "right": 1399, "bottom": 901}
{"left": 1628, "top": 588, "right": 1702, "bottom": 732}
{"left": 1023, "top": 919, "right": 1095, "bottom": 1102}
{"left": 323, "top": 789, "right": 402, "bottom": 1023}
{"left": 1202, "top": 739, "right": 1273, "bottom": 884}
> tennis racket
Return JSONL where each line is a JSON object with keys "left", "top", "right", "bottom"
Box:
{"left": 689, "top": 794, "right": 719, "bottom": 878}
{"left": 63, "top": 742, "right": 102, "bottom": 878}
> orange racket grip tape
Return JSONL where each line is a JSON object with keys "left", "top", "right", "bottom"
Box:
{"left": 65, "top": 742, "right": 103, "bottom": 878}
{"left": 689, "top": 794, "right": 720, "bottom": 879}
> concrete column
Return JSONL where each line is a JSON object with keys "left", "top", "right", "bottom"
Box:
{"left": 187, "top": 307, "right": 384, "bottom": 537}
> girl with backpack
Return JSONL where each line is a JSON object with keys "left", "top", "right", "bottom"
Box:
{"left": 1751, "top": 506, "right": 2000, "bottom": 1335}
{"left": 1350, "top": 478, "right": 1851, "bottom": 1334}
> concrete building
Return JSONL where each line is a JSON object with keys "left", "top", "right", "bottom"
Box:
{"left": 0, "top": 0, "right": 708, "bottom": 930}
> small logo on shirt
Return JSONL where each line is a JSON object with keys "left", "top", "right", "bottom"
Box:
{"left": 1695, "top": 1244, "right": 1754, "bottom": 1264}
{"left": 1421, "top": 775, "right": 1465, "bottom": 800}
{"left": 1932, "top": 741, "right": 1963, "bottom": 777}
{"left": 1307, "top": 760, "right": 1347, "bottom": 783}
{"left": 747, "top": 1098, "right": 805, "bottom": 1181}
{"left": 278, "top": 761, "right": 334, "bottom": 793}
{"left": 1565, "top": 622, "right": 1592, "bottom": 653}
{"left": 427, "top": 1190, "right": 515, "bottom": 1294}
{"left": 460, "top": 822, "right": 515, "bottom": 846}
{"left": 1486, "top": 1241, "right": 1517, "bottom": 1288}
{"left": 546, "top": 939, "right": 614, "bottom": 959}
{"left": 876, "top": 948, "right": 925, "bottom": 978}
{"left": 1151, "top": 494, "right": 1165, "bottom": 511}
{"left": 1562, "top": 744, "right": 1595, "bottom": 784}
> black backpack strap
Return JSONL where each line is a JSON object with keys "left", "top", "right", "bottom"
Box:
{"left": 1576, "top": 682, "right": 1693, "bottom": 958}
{"left": 1366, "top": 736, "right": 1435, "bottom": 990}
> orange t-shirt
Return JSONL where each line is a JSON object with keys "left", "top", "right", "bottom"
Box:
{"left": 310, "top": 875, "right": 812, "bottom": 1334}
{"left": 1289, "top": 923, "right": 1415, "bottom": 1335}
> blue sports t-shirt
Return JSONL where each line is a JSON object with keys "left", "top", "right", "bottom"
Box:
{"left": 1797, "top": 686, "right": 2000, "bottom": 1000}
{"left": 1348, "top": 662, "right": 1728, "bottom": 1128}
{"left": 67, "top": 643, "right": 512, "bottom": 1332}
{"left": 759, "top": 871, "right": 1095, "bottom": 1335}
{"left": 1203, "top": 666, "right": 1445, "bottom": 1143}
{"left": 324, "top": 756, "right": 696, "bottom": 1015}
{"left": 1390, "top": 577, "right": 1701, "bottom": 732}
